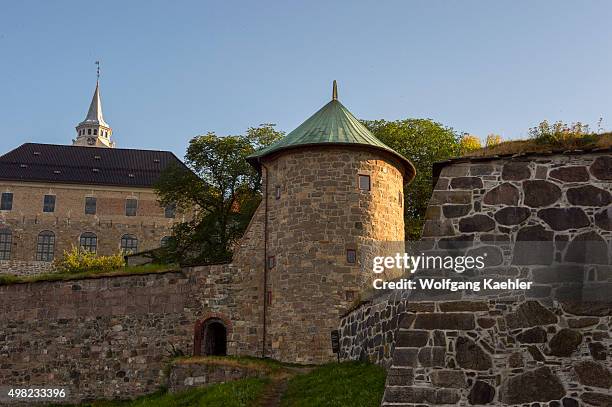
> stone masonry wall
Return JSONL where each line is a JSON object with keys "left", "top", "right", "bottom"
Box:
{"left": 262, "top": 146, "right": 405, "bottom": 364}
{"left": 0, "top": 266, "right": 241, "bottom": 404}
{"left": 340, "top": 151, "right": 612, "bottom": 406}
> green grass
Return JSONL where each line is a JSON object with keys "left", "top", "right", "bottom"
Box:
{"left": 0, "top": 263, "right": 179, "bottom": 286}
{"left": 280, "top": 362, "right": 386, "bottom": 407}
{"left": 173, "top": 355, "right": 307, "bottom": 374}
{"left": 50, "top": 378, "right": 268, "bottom": 407}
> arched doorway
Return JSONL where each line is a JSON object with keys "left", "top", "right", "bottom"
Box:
{"left": 201, "top": 318, "right": 227, "bottom": 356}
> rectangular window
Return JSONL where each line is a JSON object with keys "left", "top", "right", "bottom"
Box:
{"left": 346, "top": 249, "right": 357, "bottom": 264}
{"left": 0, "top": 230, "right": 12, "bottom": 260}
{"left": 125, "top": 199, "right": 138, "bottom": 216}
{"left": 268, "top": 256, "right": 275, "bottom": 270}
{"left": 275, "top": 186, "right": 281, "bottom": 200}
{"left": 399, "top": 191, "right": 403, "bottom": 207}
{"left": 358, "top": 174, "right": 371, "bottom": 191}
{"left": 88, "top": 128, "right": 92, "bottom": 135}
{"left": 0, "top": 193, "right": 13, "bottom": 211}
{"left": 93, "top": 129, "right": 98, "bottom": 135}
{"left": 164, "top": 203, "right": 176, "bottom": 218}
{"left": 43, "top": 195, "right": 56, "bottom": 213}
{"left": 267, "top": 290, "right": 272, "bottom": 305}
{"left": 85, "top": 197, "right": 97, "bottom": 215}
{"left": 345, "top": 290, "right": 355, "bottom": 301}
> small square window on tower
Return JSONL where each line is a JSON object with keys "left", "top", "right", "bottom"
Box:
{"left": 268, "top": 255, "right": 275, "bottom": 269}
{"left": 358, "top": 174, "right": 370, "bottom": 191}
{"left": 275, "top": 185, "right": 281, "bottom": 200}
{"left": 346, "top": 249, "right": 357, "bottom": 264}
{"left": 345, "top": 290, "right": 355, "bottom": 301}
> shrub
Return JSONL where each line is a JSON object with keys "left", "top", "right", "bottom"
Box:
{"left": 54, "top": 246, "right": 125, "bottom": 274}
{"left": 486, "top": 134, "right": 503, "bottom": 147}
{"left": 529, "top": 120, "right": 597, "bottom": 147}
{"left": 459, "top": 134, "right": 482, "bottom": 153}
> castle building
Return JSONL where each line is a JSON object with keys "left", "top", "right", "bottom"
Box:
{"left": 198, "top": 82, "right": 415, "bottom": 364}
{"left": 0, "top": 79, "right": 187, "bottom": 275}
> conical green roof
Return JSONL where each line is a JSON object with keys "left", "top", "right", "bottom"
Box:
{"left": 247, "top": 86, "right": 415, "bottom": 182}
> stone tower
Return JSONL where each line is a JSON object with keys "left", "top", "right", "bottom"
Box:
{"left": 73, "top": 79, "right": 114, "bottom": 148}
{"left": 246, "top": 82, "right": 415, "bottom": 363}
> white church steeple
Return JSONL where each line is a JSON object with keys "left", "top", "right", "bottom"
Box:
{"left": 73, "top": 62, "right": 115, "bottom": 148}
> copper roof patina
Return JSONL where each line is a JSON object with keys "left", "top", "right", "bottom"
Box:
{"left": 247, "top": 81, "right": 415, "bottom": 182}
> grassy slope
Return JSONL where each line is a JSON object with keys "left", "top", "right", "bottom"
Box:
{"left": 280, "top": 362, "right": 386, "bottom": 407}
{"left": 50, "top": 377, "right": 269, "bottom": 407}
{"left": 49, "top": 361, "right": 386, "bottom": 407}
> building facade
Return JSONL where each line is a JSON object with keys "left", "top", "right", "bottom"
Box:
{"left": 0, "top": 81, "right": 187, "bottom": 275}
{"left": 190, "top": 82, "right": 416, "bottom": 364}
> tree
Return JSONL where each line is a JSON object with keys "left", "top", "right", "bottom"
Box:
{"left": 459, "top": 134, "right": 482, "bottom": 153}
{"left": 362, "top": 119, "right": 461, "bottom": 240}
{"left": 155, "top": 124, "right": 284, "bottom": 264}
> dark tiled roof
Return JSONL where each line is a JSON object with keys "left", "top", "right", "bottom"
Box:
{"left": 0, "top": 143, "right": 187, "bottom": 188}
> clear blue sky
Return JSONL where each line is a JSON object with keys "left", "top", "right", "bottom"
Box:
{"left": 1, "top": 1, "right": 610, "bottom": 156}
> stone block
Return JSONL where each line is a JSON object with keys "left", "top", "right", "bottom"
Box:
{"left": 392, "top": 348, "right": 419, "bottom": 367}
{"left": 589, "top": 155, "right": 612, "bottom": 180}
{"left": 494, "top": 206, "right": 530, "bottom": 225}
{"left": 573, "top": 360, "right": 612, "bottom": 388}
{"left": 442, "top": 204, "right": 471, "bottom": 218}
{"left": 455, "top": 337, "right": 492, "bottom": 370}
{"left": 566, "top": 185, "right": 611, "bottom": 206}
{"left": 385, "top": 367, "right": 414, "bottom": 386}
{"left": 417, "top": 346, "right": 445, "bottom": 367}
{"left": 537, "top": 207, "right": 590, "bottom": 230}
{"left": 549, "top": 166, "right": 589, "bottom": 182}
{"left": 396, "top": 330, "right": 429, "bottom": 347}
{"left": 438, "top": 301, "right": 488, "bottom": 312}
{"left": 516, "top": 326, "right": 547, "bottom": 343}
{"left": 523, "top": 180, "right": 561, "bottom": 207}
{"left": 430, "top": 369, "right": 466, "bottom": 388}
{"left": 458, "top": 214, "right": 496, "bottom": 232}
{"left": 468, "top": 380, "right": 496, "bottom": 404}
{"left": 548, "top": 328, "right": 582, "bottom": 357}
{"left": 482, "top": 183, "right": 519, "bottom": 206}
{"left": 500, "top": 366, "right": 565, "bottom": 404}
{"left": 502, "top": 162, "right": 531, "bottom": 180}
{"left": 414, "top": 313, "right": 475, "bottom": 330}
{"left": 504, "top": 300, "right": 558, "bottom": 329}
{"left": 430, "top": 190, "right": 472, "bottom": 205}
{"left": 450, "top": 176, "right": 483, "bottom": 190}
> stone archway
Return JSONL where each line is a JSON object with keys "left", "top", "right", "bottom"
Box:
{"left": 201, "top": 318, "right": 227, "bottom": 356}
{"left": 194, "top": 317, "right": 229, "bottom": 356}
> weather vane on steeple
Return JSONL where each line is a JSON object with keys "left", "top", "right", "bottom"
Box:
{"left": 95, "top": 61, "right": 100, "bottom": 81}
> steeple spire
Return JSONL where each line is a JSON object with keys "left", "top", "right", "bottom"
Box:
{"left": 332, "top": 80, "right": 338, "bottom": 101}
{"left": 73, "top": 62, "right": 114, "bottom": 148}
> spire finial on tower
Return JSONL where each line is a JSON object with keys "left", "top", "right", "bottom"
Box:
{"left": 332, "top": 80, "right": 338, "bottom": 101}
{"left": 95, "top": 60, "right": 100, "bottom": 81}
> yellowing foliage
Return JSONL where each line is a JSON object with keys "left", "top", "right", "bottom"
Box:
{"left": 459, "top": 134, "right": 482, "bottom": 153}
{"left": 486, "top": 134, "right": 503, "bottom": 147}
{"left": 54, "top": 246, "right": 125, "bottom": 274}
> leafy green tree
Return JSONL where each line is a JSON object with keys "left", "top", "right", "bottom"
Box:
{"left": 155, "top": 124, "right": 284, "bottom": 264}
{"left": 362, "top": 119, "right": 461, "bottom": 240}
